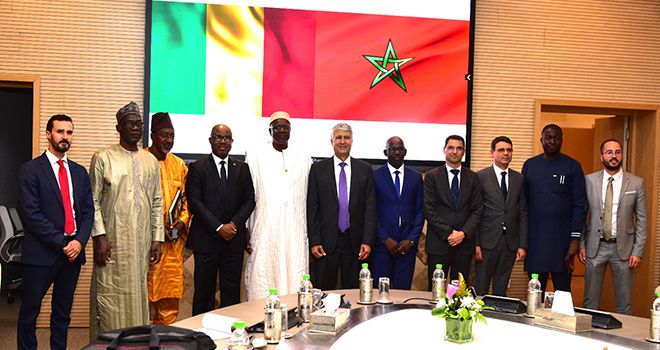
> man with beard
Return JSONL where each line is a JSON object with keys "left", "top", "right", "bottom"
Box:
{"left": 245, "top": 111, "right": 312, "bottom": 300}
{"left": 522, "top": 124, "right": 585, "bottom": 293}
{"left": 372, "top": 136, "right": 424, "bottom": 290}
{"left": 579, "top": 139, "right": 647, "bottom": 314}
{"left": 186, "top": 124, "right": 255, "bottom": 313}
{"left": 89, "top": 102, "right": 164, "bottom": 336}
{"left": 146, "top": 112, "right": 190, "bottom": 324}
{"left": 17, "top": 114, "right": 94, "bottom": 350}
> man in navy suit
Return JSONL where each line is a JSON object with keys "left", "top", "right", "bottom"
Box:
{"left": 307, "top": 123, "right": 376, "bottom": 290}
{"left": 372, "top": 137, "right": 424, "bottom": 290}
{"left": 186, "top": 124, "right": 255, "bottom": 314}
{"left": 17, "top": 114, "right": 94, "bottom": 350}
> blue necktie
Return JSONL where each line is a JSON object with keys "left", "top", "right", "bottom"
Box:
{"left": 450, "top": 169, "right": 459, "bottom": 207}
{"left": 500, "top": 171, "right": 508, "bottom": 201}
{"left": 338, "top": 162, "right": 349, "bottom": 232}
{"left": 394, "top": 170, "right": 401, "bottom": 199}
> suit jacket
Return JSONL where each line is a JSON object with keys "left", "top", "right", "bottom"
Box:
{"left": 18, "top": 152, "right": 94, "bottom": 266}
{"left": 373, "top": 165, "right": 424, "bottom": 251}
{"left": 476, "top": 166, "right": 527, "bottom": 251}
{"left": 423, "top": 166, "right": 482, "bottom": 255}
{"left": 307, "top": 157, "right": 376, "bottom": 254}
{"left": 186, "top": 155, "right": 255, "bottom": 254}
{"left": 582, "top": 170, "right": 647, "bottom": 260}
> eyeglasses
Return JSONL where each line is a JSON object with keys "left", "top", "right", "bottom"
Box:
{"left": 446, "top": 146, "right": 464, "bottom": 152}
{"left": 210, "top": 134, "right": 233, "bottom": 143}
{"left": 603, "top": 150, "right": 622, "bottom": 156}
{"left": 270, "top": 125, "right": 291, "bottom": 132}
{"left": 120, "top": 120, "right": 144, "bottom": 129}
{"left": 495, "top": 147, "right": 513, "bottom": 153}
{"left": 387, "top": 147, "right": 405, "bottom": 153}
{"left": 157, "top": 132, "right": 174, "bottom": 140}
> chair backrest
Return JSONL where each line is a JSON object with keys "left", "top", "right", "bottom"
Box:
{"left": 8, "top": 207, "right": 24, "bottom": 233}
{"left": 0, "top": 206, "right": 13, "bottom": 248}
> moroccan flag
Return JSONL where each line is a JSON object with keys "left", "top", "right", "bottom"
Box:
{"left": 149, "top": 2, "right": 470, "bottom": 125}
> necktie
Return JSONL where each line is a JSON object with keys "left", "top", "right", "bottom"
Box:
{"left": 394, "top": 170, "right": 401, "bottom": 199}
{"left": 338, "top": 162, "right": 349, "bottom": 232}
{"left": 450, "top": 169, "right": 460, "bottom": 207}
{"left": 603, "top": 177, "right": 614, "bottom": 240}
{"left": 500, "top": 171, "right": 508, "bottom": 201}
{"left": 57, "top": 160, "right": 75, "bottom": 235}
{"left": 220, "top": 160, "right": 228, "bottom": 192}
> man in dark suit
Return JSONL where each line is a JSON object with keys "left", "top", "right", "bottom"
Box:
{"left": 17, "top": 114, "right": 94, "bottom": 350}
{"left": 307, "top": 123, "right": 376, "bottom": 290}
{"left": 424, "top": 135, "right": 482, "bottom": 285}
{"left": 186, "top": 124, "right": 255, "bottom": 315}
{"left": 474, "top": 136, "right": 527, "bottom": 296}
{"left": 372, "top": 137, "right": 424, "bottom": 290}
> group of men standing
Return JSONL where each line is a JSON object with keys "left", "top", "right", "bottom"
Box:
{"left": 15, "top": 101, "right": 648, "bottom": 349}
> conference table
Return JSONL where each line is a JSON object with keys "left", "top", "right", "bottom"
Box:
{"left": 173, "top": 289, "right": 659, "bottom": 349}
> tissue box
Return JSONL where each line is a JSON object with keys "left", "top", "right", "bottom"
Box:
{"left": 534, "top": 308, "right": 592, "bottom": 333}
{"left": 309, "top": 308, "right": 350, "bottom": 333}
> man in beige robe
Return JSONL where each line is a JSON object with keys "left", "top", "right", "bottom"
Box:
{"left": 89, "top": 102, "right": 164, "bottom": 336}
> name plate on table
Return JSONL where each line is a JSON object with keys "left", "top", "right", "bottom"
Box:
{"left": 309, "top": 308, "right": 350, "bottom": 333}
{"left": 534, "top": 308, "right": 592, "bottom": 333}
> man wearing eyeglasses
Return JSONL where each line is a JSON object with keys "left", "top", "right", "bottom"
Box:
{"left": 89, "top": 101, "right": 164, "bottom": 336}
{"left": 244, "top": 111, "right": 312, "bottom": 300}
{"left": 145, "top": 112, "right": 190, "bottom": 324}
{"left": 372, "top": 136, "right": 424, "bottom": 290}
{"left": 186, "top": 124, "right": 255, "bottom": 314}
{"left": 474, "top": 136, "right": 527, "bottom": 296}
{"left": 424, "top": 135, "right": 482, "bottom": 285}
{"left": 579, "top": 139, "right": 647, "bottom": 314}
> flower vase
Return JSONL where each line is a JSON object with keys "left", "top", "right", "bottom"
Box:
{"left": 444, "top": 318, "right": 473, "bottom": 343}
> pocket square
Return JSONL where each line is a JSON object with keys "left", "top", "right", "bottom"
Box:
{"left": 624, "top": 191, "right": 637, "bottom": 194}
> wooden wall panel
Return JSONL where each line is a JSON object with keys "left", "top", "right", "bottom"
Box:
{"left": 0, "top": 0, "right": 659, "bottom": 326}
{"left": 470, "top": 0, "right": 660, "bottom": 300}
{"left": 0, "top": 0, "right": 146, "bottom": 327}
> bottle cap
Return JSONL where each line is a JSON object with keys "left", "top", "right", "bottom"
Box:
{"left": 303, "top": 274, "right": 310, "bottom": 280}
{"left": 233, "top": 320, "right": 246, "bottom": 329}
{"left": 362, "top": 263, "right": 369, "bottom": 269}
{"left": 269, "top": 288, "right": 279, "bottom": 295}
{"left": 436, "top": 263, "right": 443, "bottom": 269}
{"left": 531, "top": 273, "right": 539, "bottom": 279}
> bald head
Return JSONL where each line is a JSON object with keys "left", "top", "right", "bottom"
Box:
{"left": 209, "top": 124, "right": 233, "bottom": 158}
{"left": 384, "top": 136, "right": 406, "bottom": 168}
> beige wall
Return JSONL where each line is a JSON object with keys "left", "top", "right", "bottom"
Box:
{"left": 1, "top": 0, "right": 659, "bottom": 325}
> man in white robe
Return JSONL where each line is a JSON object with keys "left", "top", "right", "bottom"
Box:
{"left": 245, "top": 111, "right": 312, "bottom": 300}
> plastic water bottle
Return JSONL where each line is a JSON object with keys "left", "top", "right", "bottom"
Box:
{"left": 227, "top": 320, "right": 253, "bottom": 350}
{"left": 264, "top": 288, "right": 282, "bottom": 343}
{"left": 359, "top": 263, "right": 373, "bottom": 303}
{"left": 525, "top": 273, "right": 542, "bottom": 317}
{"left": 650, "top": 291, "right": 660, "bottom": 341}
{"left": 431, "top": 263, "right": 446, "bottom": 301}
{"left": 297, "top": 274, "right": 314, "bottom": 322}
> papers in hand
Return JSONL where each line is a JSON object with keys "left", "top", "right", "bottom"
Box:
{"left": 194, "top": 313, "right": 238, "bottom": 340}
{"left": 168, "top": 189, "right": 183, "bottom": 226}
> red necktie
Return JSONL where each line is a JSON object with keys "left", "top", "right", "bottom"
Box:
{"left": 57, "top": 159, "right": 75, "bottom": 235}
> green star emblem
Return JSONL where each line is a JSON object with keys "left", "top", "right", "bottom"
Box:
{"left": 363, "top": 39, "right": 413, "bottom": 92}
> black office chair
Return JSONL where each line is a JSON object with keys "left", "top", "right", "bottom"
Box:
{"left": 0, "top": 205, "right": 23, "bottom": 303}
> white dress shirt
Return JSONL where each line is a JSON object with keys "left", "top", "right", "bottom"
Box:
{"left": 45, "top": 149, "right": 77, "bottom": 234}
{"left": 445, "top": 164, "right": 462, "bottom": 190}
{"left": 601, "top": 169, "right": 623, "bottom": 238}
{"left": 334, "top": 156, "right": 352, "bottom": 202}
{"left": 493, "top": 163, "right": 509, "bottom": 190}
{"left": 211, "top": 153, "right": 228, "bottom": 231}
{"left": 387, "top": 163, "right": 404, "bottom": 196}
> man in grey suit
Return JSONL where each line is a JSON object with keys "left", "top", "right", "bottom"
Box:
{"left": 579, "top": 139, "right": 647, "bottom": 314}
{"left": 474, "top": 136, "right": 527, "bottom": 296}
